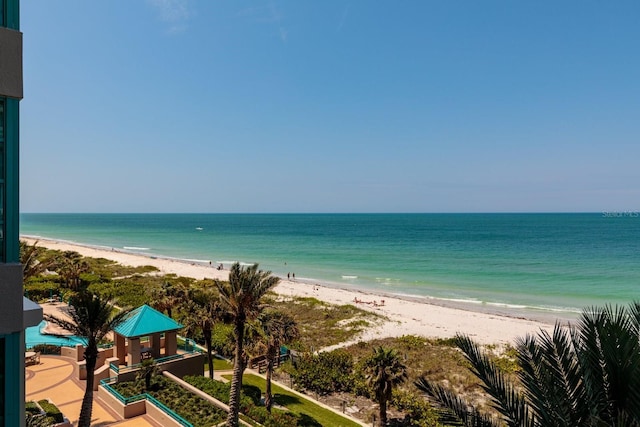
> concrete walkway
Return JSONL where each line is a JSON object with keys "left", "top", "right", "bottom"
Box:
{"left": 26, "top": 355, "right": 161, "bottom": 426}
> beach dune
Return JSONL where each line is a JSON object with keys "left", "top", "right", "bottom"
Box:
{"left": 23, "top": 237, "right": 556, "bottom": 346}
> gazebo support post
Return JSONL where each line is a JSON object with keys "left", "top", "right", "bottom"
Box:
{"left": 129, "top": 337, "right": 141, "bottom": 366}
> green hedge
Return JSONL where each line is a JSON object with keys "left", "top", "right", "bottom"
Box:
{"left": 24, "top": 401, "right": 40, "bottom": 414}
{"left": 38, "top": 399, "right": 64, "bottom": 424}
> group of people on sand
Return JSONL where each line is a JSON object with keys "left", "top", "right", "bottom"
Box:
{"left": 353, "top": 297, "right": 385, "bottom": 307}
{"left": 287, "top": 272, "right": 296, "bottom": 281}
{"left": 208, "top": 261, "right": 224, "bottom": 270}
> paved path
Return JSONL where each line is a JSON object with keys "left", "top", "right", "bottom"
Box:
{"left": 26, "top": 355, "right": 161, "bottom": 426}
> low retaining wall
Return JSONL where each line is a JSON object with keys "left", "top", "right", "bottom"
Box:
{"left": 97, "top": 386, "right": 145, "bottom": 419}
{"left": 145, "top": 399, "right": 187, "bottom": 427}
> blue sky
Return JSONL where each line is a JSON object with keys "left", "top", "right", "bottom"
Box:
{"left": 20, "top": 1, "right": 640, "bottom": 213}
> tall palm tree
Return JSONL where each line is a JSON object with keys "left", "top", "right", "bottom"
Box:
{"left": 45, "top": 292, "right": 132, "bottom": 427}
{"left": 180, "top": 286, "right": 226, "bottom": 379}
{"left": 363, "top": 346, "right": 408, "bottom": 426}
{"left": 257, "top": 310, "right": 299, "bottom": 412}
{"left": 215, "top": 262, "right": 279, "bottom": 427}
{"left": 416, "top": 303, "right": 640, "bottom": 427}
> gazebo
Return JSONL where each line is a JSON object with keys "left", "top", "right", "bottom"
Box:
{"left": 112, "top": 305, "right": 183, "bottom": 367}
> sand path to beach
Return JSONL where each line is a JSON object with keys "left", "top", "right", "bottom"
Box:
{"left": 24, "top": 237, "right": 557, "bottom": 346}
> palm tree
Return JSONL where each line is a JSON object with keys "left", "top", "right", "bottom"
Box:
{"left": 415, "top": 303, "right": 640, "bottom": 427}
{"left": 137, "top": 358, "right": 158, "bottom": 391}
{"left": 20, "top": 240, "right": 52, "bottom": 282}
{"left": 257, "top": 310, "right": 299, "bottom": 412}
{"left": 216, "top": 262, "right": 280, "bottom": 427}
{"left": 45, "top": 291, "right": 132, "bottom": 427}
{"left": 180, "top": 286, "right": 226, "bottom": 379}
{"left": 148, "top": 280, "right": 185, "bottom": 319}
{"left": 363, "top": 346, "right": 408, "bottom": 426}
{"left": 56, "top": 251, "right": 90, "bottom": 290}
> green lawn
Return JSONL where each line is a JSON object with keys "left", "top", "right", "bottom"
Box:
{"left": 203, "top": 357, "right": 233, "bottom": 375}
{"left": 224, "top": 374, "right": 362, "bottom": 427}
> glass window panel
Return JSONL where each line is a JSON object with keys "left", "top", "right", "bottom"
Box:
{"left": 0, "top": 337, "right": 4, "bottom": 426}
{"left": 0, "top": 99, "right": 4, "bottom": 142}
{"left": 0, "top": 99, "right": 4, "bottom": 178}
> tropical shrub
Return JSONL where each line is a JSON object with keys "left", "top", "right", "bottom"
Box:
{"left": 88, "top": 278, "right": 150, "bottom": 307}
{"left": 79, "top": 272, "right": 105, "bottom": 287}
{"left": 390, "top": 389, "right": 439, "bottom": 427}
{"left": 210, "top": 322, "right": 234, "bottom": 357}
{"left": 289, "top": 349, "right": 354, "bottom": 395}
{"left": 23, "top": 281, "right": 62, "bottom": 302}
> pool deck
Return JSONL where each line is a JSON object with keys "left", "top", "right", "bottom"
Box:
{"left": 26, "top": 355, "right": 162, "bottom": 426}
{"left": 39, "top": 301, "right": 77, "bottom": 336}
{"left": 27, "top": 302, "right": 172, "bottom": 425}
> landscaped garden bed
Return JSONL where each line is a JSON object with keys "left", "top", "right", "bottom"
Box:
{"left": 110, "top": 376, "right": 227, "bottom": 427}
{"left": 25, "top": 399, "right": 70, "bottom": 426}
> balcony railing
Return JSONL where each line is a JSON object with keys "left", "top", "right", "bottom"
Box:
{"left": 109, "top": 351, "right": 198, "bottom": 374}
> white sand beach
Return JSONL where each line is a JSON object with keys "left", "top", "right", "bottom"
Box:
{"left": 23, "top": 237, "right": 558, "bottom": 346}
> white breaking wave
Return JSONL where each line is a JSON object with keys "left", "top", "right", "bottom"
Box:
{"left": 181, "top": 258, "right": 211, "bottom": 264}
{"left": 123, "top": 246, "right": 151, "bottom": 251}
{"left": 342, "top": 275, "right": 358, "bottom": 279}
{"left": 216, "top": 260, "right": 256, "bottom": 267}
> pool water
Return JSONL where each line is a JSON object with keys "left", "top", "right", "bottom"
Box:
{"left": 26, "top": 320, "right": 86, "bottom": 349}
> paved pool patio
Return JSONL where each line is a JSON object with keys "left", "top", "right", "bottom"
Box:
{"left": 26, "top": 355, "right": 161, "bottom": 426}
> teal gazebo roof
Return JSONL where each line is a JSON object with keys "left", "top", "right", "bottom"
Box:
{"left": 113, "top": 305, "right": 183, "bottom": 338}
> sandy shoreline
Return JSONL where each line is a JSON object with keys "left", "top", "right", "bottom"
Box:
{"left": 23, "top": 236, "right": 560, "bottom": 346}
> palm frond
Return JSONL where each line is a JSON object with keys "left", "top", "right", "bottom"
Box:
{"left": 455, "top": 334, "right": 533, "bottom": 427}
{"left": 415, "top": 376, "right": 499, "bottom": 427}
{"left": 579, "top": 305, "right": 640, "bottom": 425}
{"left": 516, "top": 324, "right": 585, "bottom": 427}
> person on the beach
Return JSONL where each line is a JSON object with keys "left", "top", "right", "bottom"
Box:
{"left": 287, "top": 272, "right": 290, "bottom": 280}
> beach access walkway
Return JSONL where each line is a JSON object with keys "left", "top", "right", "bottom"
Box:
{"left": 26, "top": 355, "right": 162, "bottom": 426}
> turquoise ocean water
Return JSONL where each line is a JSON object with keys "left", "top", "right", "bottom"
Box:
{"left": 20, "top": 213, "right": 640, "bottom": 318}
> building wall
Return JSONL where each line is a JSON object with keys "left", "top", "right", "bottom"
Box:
{"left": 0, "top": 28, "right": 22, "bottom": 100}
{"left": 0, "top": 1, "right": 26, "bottom": 426}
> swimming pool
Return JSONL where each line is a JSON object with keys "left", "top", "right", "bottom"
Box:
{"left": 26, "top": 320, "right": 86, "bottom": 349}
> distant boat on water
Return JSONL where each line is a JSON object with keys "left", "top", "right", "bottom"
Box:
{"left": 195, "top": 227, "right": 203, "bottom": 231}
